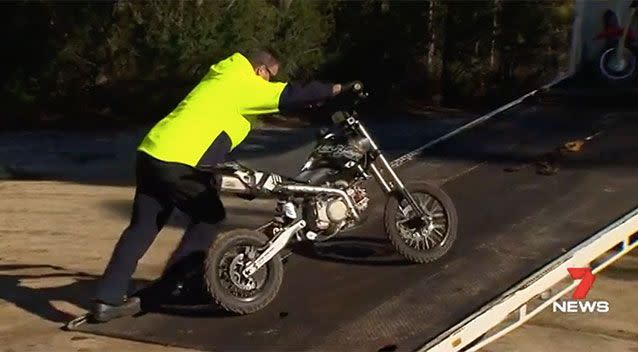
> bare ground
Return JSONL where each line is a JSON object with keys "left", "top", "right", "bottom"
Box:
{"left": 0, "top": 180, "right": 274, "bottom": 352}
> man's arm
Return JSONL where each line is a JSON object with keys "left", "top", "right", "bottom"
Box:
{"left": 278, "top": 81, "right": 341, "bottom": 113}
{"left": 236, "top": 76, "right": 341, "bottom": 116}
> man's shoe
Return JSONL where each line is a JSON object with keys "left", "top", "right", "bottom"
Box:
{"left": 91, "top": 296, "right": 141, "bottom": 323}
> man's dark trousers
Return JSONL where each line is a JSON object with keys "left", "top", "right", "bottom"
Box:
{"left": 95, "top": 151, "right": 226, "bottom": 305}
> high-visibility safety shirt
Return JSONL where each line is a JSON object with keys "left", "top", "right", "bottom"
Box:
{"left": 137, "top": 52, "right": 333, "bottom": 169}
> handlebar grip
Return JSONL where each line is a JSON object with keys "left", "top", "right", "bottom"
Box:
{"left": 341, "top": 81, "right": 364, "bottom": 93}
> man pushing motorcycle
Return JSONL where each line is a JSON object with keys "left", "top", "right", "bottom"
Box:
{"left": 91, "top": 48, "right": 359, "bottom": 323}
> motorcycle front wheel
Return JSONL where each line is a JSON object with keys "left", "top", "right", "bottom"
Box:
{"left": 384, "top": 183, "right": 458, "bottom": 263}
{"left": 204, "top": 229, "right": 283, "bottom": 314}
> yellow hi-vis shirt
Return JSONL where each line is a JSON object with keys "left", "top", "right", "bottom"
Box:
{"left": 137, "top": 52, "right": 287, "bottom": 168}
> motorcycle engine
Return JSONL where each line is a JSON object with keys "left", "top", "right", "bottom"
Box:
{"left": 312, "top": 184, "right": 369, "bottom": 231}
{"left": 320, "top": 198, "right": 349, "bottom": 223}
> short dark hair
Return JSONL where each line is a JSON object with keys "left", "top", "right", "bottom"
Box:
{"left": 245, "top": 48, "right": 280, "bottom": 69}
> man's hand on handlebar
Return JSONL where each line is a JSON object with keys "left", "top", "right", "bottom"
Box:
{"left": 333, "top": 81, "right": 364, "bottom": 96}
{"left": 310, "top": 80, "right": 366, "bottom": 116}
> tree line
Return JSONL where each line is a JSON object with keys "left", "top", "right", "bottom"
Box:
{"left": 1, "top": 0, "right": 573, "bottom": 127}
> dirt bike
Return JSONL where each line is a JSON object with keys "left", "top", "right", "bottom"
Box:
{"left": 204, "top": 83, "right": 458, "bottom": 314}
{"left": 596, "top": 1, "right": 638, "bottom": 85}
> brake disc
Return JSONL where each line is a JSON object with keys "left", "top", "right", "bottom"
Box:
{"left": 229, "top": 253, "right": 256, "bottom": 291}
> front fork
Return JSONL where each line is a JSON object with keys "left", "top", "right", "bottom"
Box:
{"left": 616, "top": 7, "right": 637, "bottom": 64}
{"left": 355, "top": 121, "right": 427, "bottom": 219}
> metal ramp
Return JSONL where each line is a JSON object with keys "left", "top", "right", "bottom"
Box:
{"left": 66, "top": 76, "right": 638, "bottom": 351}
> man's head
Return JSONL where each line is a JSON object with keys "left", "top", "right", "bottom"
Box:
{"left": 246, "top": 49, "right": 280, "bottom": 81}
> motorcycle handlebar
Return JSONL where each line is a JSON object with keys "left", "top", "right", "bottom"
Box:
{"left": 340, "top": 81, "right": 364, "bottom": 94}
{"left": 320, "top": 81, "right": 368, "bottom": 125}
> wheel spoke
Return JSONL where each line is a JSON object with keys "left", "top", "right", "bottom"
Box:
{"left": 395, "top": 191, "right": 452, "bottom": 252}
{"left": 431, "top": 211, "right": 446, "bottom": 218}
{"left": 432, "top": 228, "right": 445, "bottom": 243}
{"left": 422, "top": 234, "right": 431, "bottom": 250}
{"left": 432, "top": 223, "right": 446, "bottom": 230}
{"left": 396, "top": 218, "right": 412, "bottom": 226}
{"left": 420, "top": 196, "right": 432, "bottom": 211}
{"left": 407, "top": 237, "right": 417, "bottom": 248}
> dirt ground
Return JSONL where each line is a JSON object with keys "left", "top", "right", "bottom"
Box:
{"left": 1, "top": 180, "right": 637, "bottom": 352}
{"left": 0, "top": 180, "right": 273, "bottom": 352}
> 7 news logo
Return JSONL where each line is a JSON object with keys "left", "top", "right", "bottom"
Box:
{"left": 552, "top": 267, "right": 610, "bottom": 313}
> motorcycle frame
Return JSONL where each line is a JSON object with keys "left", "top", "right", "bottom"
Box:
{"left": 237, "top": 111, "right": 428, "bottom": 277}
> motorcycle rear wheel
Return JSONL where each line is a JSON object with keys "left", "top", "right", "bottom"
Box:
{"left": 384, "top": 183, "right": 458, "bottom": 263}
{"left": 204, "top": 229, "right": 283, "bottom": 314}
